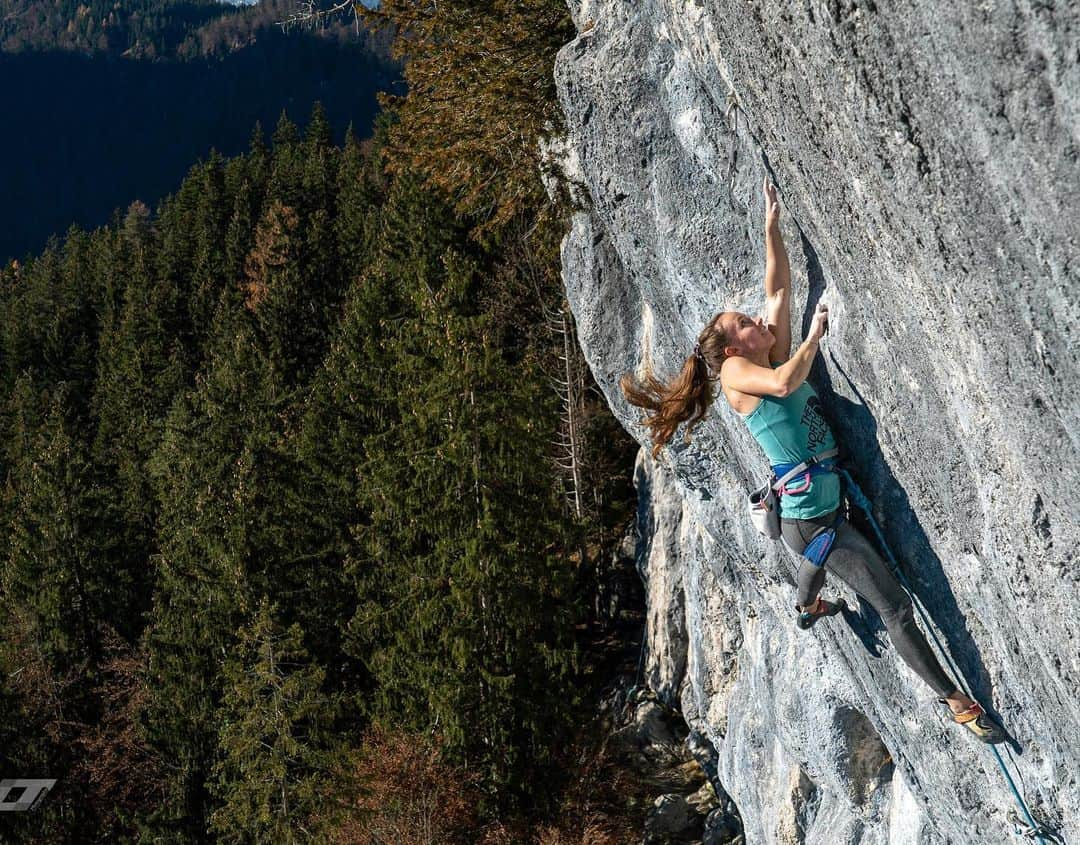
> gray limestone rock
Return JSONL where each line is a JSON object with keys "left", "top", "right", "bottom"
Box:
{"left": 552, "top": 1, "right": 1080, "bottom": 843}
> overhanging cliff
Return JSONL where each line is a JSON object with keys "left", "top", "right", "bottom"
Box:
{"left": 552, "top": 2, "right": 1079, "bottom": 842}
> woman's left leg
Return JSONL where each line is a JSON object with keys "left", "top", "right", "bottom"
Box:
{"left": 813, "top": 520, "right": 1003, "bottom": 739}
{"left": 825, "top": 522, "right": 958, "bottom": 698}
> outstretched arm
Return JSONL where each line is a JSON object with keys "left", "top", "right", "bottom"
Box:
{"left": 763, "top": 178, "right": 792, "bottom": 364}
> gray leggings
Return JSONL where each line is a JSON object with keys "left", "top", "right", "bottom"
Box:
{"left": 781, "top": 509, "right": 958, "bottom": 698}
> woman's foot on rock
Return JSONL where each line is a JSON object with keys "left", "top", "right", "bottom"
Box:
{"left": 796, "top": 597, "right": 846, "bottom": 630}
{"left": 938, "top": 698, "right": 1007, "bottom": 744}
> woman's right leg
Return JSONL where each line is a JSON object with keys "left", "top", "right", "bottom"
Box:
{"left": 781, "top": 514, "right": 831, "bottom": 610}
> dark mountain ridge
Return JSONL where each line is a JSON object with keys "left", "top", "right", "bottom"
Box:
{"left": 1, "top": 0, "right": 399, "bottom": 261}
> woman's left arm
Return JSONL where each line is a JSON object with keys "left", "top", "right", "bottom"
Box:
{"left": 763, "top": 178, "right": 792, "bottom": 364}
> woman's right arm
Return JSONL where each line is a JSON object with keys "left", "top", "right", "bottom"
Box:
{"left": 763, "top": 179, "right": 793, "bottom": 364}
{"left": 722, "top": 305, "right": 828, "bottom": 398}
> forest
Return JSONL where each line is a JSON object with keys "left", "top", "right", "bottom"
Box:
{"left": 0, "top": 0, "right": 647, "bottom": 841}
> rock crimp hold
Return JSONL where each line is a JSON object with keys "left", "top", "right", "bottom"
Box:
{"left": 553, "top": 1, "right": 1080, "bottom": 843}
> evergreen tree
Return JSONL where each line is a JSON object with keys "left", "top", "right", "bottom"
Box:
{"left": 333, "top": 123, "right": 382, "bottom": 277}
{"left": 3, "top": 381, "right": 103, "bottom": 669}
{"left": 0, "top": 91, "right": 635, "bottom": 839}
{"left": 208, "top": 597, "right": 338, "bottom": 844}
{"left": 346, "top": 181, "right": 579, "bottom": 799}
{"left": 0, "top": 380, "right": 110, "bottom": 841}
{"left": 187, "top": 152, "right": 231, "bottom": 354}
{"left": 268, "top": 112, "right": 304, "bottom": 211}
{"left": 245, "top": 121, "right": 272, "bottom": 200}
{"left": 361, "top": 0, "right": 574, "bottom": 233}
{"left": 0, "top": 229, "right": 100, "bottom": 414}
{"left": 140, "top": 308, "right": 290, "bottom": 839}
{"left": 90, "top": 205, "right": 187, "bottom": 640}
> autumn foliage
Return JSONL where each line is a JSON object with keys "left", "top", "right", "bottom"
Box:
{"left": 318, "top": 725, "right": 644, "bottom": 845}
{"left": 361, "top": 0, "right": 575, "bottom": 233}
{"left": 319, "top": 726, "right": 484, "bottom": 844}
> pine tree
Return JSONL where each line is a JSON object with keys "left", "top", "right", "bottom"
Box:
{"left": 3, "top": 381, "right": 104, "bottom": 669}
{"left": 208, "top": 597, "right": 338, "bottom": 844}
{"left": 345, "top": 180, "right": 580, "bottom": 799}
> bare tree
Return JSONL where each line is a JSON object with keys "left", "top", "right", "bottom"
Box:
{"left": 276, "top": 0, "right": 361, "bottom": 33}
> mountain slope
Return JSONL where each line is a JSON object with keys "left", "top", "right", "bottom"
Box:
{"left": 0, "top": 0, "right": 398, "bottom": 261}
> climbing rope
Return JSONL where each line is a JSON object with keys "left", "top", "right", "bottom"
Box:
{"left": 838, "top": 468, "right": 1062, "bottom": 845}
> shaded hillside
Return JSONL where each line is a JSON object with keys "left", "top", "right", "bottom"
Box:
{"left": 0, "top": 109, "right": 624, "bottom": 842}
{"left": 0, "top": 0, "right": 390, "bottom": 59}
{"left": 0, "top": 0, "right": 228, "bottom": 55}
{"left": 0, "top": 0, "right": 399, "bottom": 261}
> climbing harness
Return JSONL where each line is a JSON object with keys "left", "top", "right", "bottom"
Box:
{"left": 772, "top": 448, "right": 841, "bottom": 496}
{"left": 748, "top": 440, "right": 1060, "bottom": 841}
{"left": 837, "top": 468, "right": 1061, "bottom": 845}
{"left": 747, "top": 447, "right": 839, "bottom": 541}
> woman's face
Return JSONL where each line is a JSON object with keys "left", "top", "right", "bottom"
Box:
{"left": 718, "top": 311, "right": 773, "bottom": 357}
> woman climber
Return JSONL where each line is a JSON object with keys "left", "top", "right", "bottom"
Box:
{"left": 620, "top": 178, "right": 1004, "bottom": 744}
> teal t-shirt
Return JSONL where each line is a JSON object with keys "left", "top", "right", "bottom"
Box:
{"left": 738, "top": 372, "right": 841, "bottom": 519}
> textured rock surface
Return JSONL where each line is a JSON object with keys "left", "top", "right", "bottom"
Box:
{"left": 554, "top": 2, "right": 1079, "bottom": 843}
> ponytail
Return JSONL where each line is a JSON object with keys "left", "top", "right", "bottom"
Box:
{"left": 620, "top": 316, "right": 730, "bottom": 457}
{"left": 620, "top": 356, "right": 713, "bottom": 458}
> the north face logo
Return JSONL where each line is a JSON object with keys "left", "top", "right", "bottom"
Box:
{"left": 801, "top": 395, "right": 829, "bottom": 451}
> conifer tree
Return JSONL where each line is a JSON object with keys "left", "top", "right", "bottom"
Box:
{"left": 0, "top": 380, "right": 111, "bottom": 841}
{"left": 224, "top": 177, "right": 261, "bottom": 316}
{"left": 3, "top": 381, "right": 103, "bottom": 669}
{"left": 90, "top": 204, "right": 187, "bottom": 639}
{"left": 245, "top": 120, "right": 272, "bottom": 199}
{"left": 156, "top": 165, "right": 206, "bottom": 316}
{"left": 268, "top": 112, "right": 304, "bottom": 211}
{"left": 0, "top": 229, "right": 100, "bottom": 414}
{"left": 188, "top": 152, "right": 230, "bottom": 353}
{"left": 142, "top": 294, "right": 340, "bottom": 836}
{"left": 0, "top": 90, "right": 635, "bottom": 838}
{"left": 244, "top": 106, "right": 350, "bottom": 387}
{"left": 361, "top": 0, "right": 574, "bottom": 233}
{"left": 209, "top": 597, "right": 338, "bottom": 844}
{"left": 333, "top": 123, "right": 382, "bottom": 276}
{"left": 301, "top": 103, "right": 342, "bottom": 338}
{"left": 346, "top": 178, "right": 579, "bottom": 799}
{"left": 140, "top": 308, "right": 287, "bottom": 837}
{"left": 243, "top": 199, "right": 311, "bottom": 382}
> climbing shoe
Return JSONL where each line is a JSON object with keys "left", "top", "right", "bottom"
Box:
{"left": 796, "top": 597, "right": 847, "bottom": 630}
{"left": 939, "top": 699, "right": 1007, "bottom": 744}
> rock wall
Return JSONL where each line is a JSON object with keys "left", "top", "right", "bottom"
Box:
{"left": 553, "top": 2, "right": 1079, "bottom": 843}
